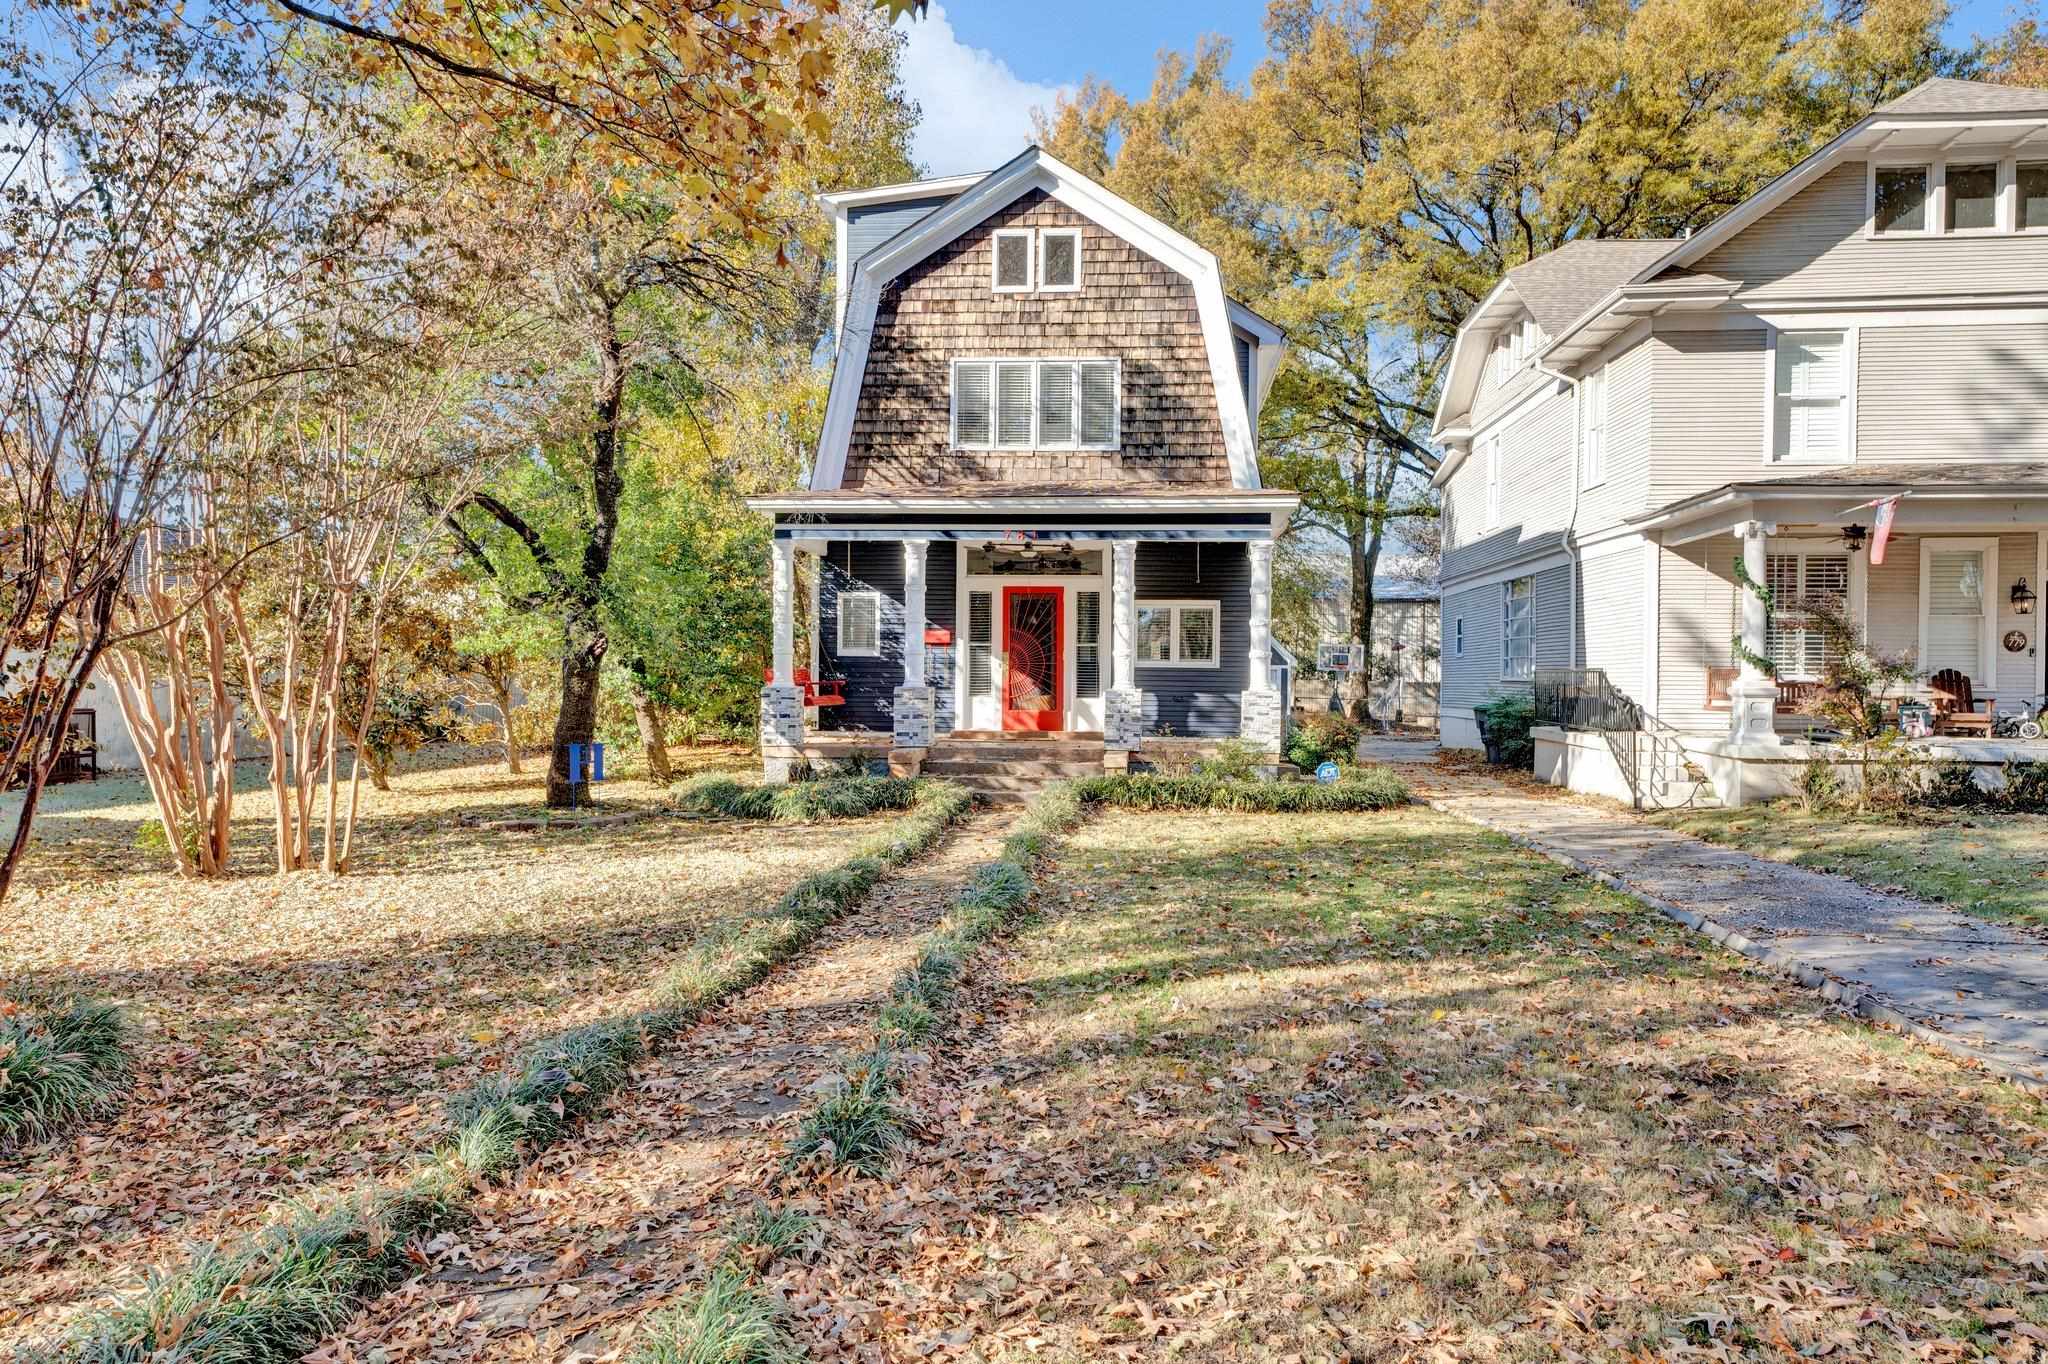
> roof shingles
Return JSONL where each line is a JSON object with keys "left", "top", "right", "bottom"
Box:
{"left": 1503, "top": 239, "right": 1676, "bottom": 337}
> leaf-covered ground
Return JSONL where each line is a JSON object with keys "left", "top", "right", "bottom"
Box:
{"left": 1648, "top": 804, "right": 2048, "bottom": 933}
{"left": 0, "top": 747, "right": 896, "bottom": 1347}
{"left": 814, "top": 807, "right": 2048, "bottom": 1361}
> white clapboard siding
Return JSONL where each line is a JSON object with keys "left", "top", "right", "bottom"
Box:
{"left": 1577, "top": 337, "right": 1654, "bottom": 528}
{"left": 1656, "top": 537, "right": 1739, "bottom": 731}
{"left": 1647, "top": 327, "right": 1769, "bottom": 509}
{"left": 1859, "top": 325, "right": 2048, "bottom": 463}
{"left": 1684, "top": 161, "right": 2048, "bottom": 298}
{"left": 1442, "top": 386, "right": 1574, "bottom": 582}
{"left": 1578, "top": 550, "right": 1646, "bottom": 703}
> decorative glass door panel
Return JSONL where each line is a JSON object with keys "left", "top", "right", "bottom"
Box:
{"left": 1002, "top": 586, "right": 1063, "bottom": 732}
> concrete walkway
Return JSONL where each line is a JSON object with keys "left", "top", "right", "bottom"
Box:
{"left": 1380, "top": 757, "right": 2048, "bottom": 1091}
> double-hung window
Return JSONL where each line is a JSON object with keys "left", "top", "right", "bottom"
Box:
{"left": 837, "top": 591, "right": 880, "bottom": 657}
{"left": 1135, "top": 601, "right": 1219, "bottom": 668}
{"left": 1579, "top": 366, "right": 1607, "bottom": 488}
{"left": 1501, "top": 577, "right": 1534, "bottom": 681}
{"left": 1762, "top": 551, "right": 1850, "bottom": 681}
{"left": 952, "top": 359, "right": 1119, "bottom": 450}
{"left": 1772, "top": 331, "right": 1849, "bottom": 463}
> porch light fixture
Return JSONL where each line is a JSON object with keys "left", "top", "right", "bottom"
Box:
{"left": 1838, "top": 523, "right": 1868, "bottom": 555}
{"left": 2015, "top": 577, "right": 2037, "bottom": 617}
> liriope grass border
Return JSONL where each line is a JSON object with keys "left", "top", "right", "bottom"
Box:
{"left": 1069, "top": 768, "right": 1411, "bottom": 813}
{"left": 0, "top": 992, "right": 131, "bottom": 1148}
{"left": 19, "top": 784, "right": 974, "bottom": 1364}
{"left": 672, "top": 773, "right": 927, "bottom": 823}
{"left": 787, "top": 783, "right": 1086, "bottom": 1175}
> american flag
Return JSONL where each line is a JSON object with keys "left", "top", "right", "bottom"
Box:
{"left": 1870, "top": 495, "right": 1901, "bottom": 566}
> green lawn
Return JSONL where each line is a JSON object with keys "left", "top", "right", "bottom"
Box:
{"left": 1647, "top": 803, "right": 2048, "bottom": 932}
{"left": 839, "top": 806, "right": 2048, "bottom": 1362}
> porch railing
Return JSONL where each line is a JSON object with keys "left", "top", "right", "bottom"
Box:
{"left": 1532, "top": 667, "right": 1640, "bottom": 733}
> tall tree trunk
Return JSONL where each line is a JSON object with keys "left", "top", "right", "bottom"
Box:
{"left": 631, "top": 684, "right": 671, "bottom": 783}
{"left": 491, "top": 678, "right": 522, "bottom": 774}
{"left": 549, "top": 606, "right": 605, "bottom": 806}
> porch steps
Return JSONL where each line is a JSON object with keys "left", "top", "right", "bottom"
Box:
{"left": 925, "top": 736, "right": 1105, "bottom": 805}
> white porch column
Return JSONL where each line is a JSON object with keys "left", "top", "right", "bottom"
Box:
{"left": 1239, "top": 538, "right": 1284, "bottom": 766}
{"left": 1105, "top": 539, "right": 1143, "bottom": 762}
{"left": 760, "top": 537, "right": 804, "bottom": 783}
{"left": 891, "top": 539, "right": 934, "bottom": 767}
{"left": 771, "top": 538, "right": 796, "bottom": 685}
{"left": 1729, "top": 519, "right": 1781, "bottom": 747}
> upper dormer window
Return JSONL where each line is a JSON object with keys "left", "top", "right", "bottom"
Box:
{"left": 1873, "top": 165, "right": 1929, "bottom": 234}
{"left": 991, "top": 227, "right": 1082, "bottom": 293}
{"left": 1947, "top": 162, "right": 1999, "bottom": 231}
{"left": 1871, "top": 159, "right": 2048, "bottom": 237}
{"left": 2022, "top": 162, "right": 2048, "bottom": 230}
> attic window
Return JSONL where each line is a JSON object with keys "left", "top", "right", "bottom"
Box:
{"left": 1946, "top": 162, "right": 1998, "bottom": 231}
{"left": 2023, "top": 162, "right": 2048, "bottom": 231}
{"left": 1038, "top": 229, "right": 1081, "bottom": 290}
{"left": 1873, "top": 165, "right": 1930, "bottom": 234}
{"left": 992, "top": 229, "right": 1033, "bottom": 291}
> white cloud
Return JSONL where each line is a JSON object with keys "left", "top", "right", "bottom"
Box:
{"left": 898, "top": 4, "right": 1072, "bottom": 177}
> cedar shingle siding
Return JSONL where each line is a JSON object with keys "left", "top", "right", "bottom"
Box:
{"left": 847, "top": 190, "right": 1229, "bottom": 489}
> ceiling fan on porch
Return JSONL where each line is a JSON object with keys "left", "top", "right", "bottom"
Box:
{"left": 991, "top": 540, "right": 1085, "bottom": 574}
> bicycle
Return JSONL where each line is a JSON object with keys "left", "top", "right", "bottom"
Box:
{"left": 1992, "top": 695, "right": 2047, "bottom": 741}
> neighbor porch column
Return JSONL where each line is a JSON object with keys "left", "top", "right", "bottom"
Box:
{"left": 760, "top": 536, "right": 805, "bottom": 783}
{"left": 1729, "top": 519, "right": 1780, "bottom": 748}
{"left": 1239, "top": 537, "right": 1285, "bottom": 771}
{"left": 1104, "top": 539, "right": 1143, "bottom": 768}
{"left": 891, "top": 538, "right": 934, "bottom": 774}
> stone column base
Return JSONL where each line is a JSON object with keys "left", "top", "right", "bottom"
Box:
{"left": 1105, "top": 687, "right": 1144, "bottom": 751}
{"left": 888, "top": 747, "right": 927, "bottom": 778}
{"left": 760, "top": 685, "right": 804, "bottom": 785}
{"left": 892, "top": 685, "right": 935, "bottom": 750}
{"left": 1727, "top": 679, "right": 1782, "bottom": 748}
{"left": 1239, "top": 687, "right": 1285, "bottom": 757}
{"left": 1102, "top": 747, "right": 1133, "bottom": 774}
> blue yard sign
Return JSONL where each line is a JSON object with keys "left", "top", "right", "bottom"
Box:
{"left": 1315, "top": 760, "right": 1340, "bottom": 784}
{"left": 564, "top": 743, "right": 607, "bottom": 803}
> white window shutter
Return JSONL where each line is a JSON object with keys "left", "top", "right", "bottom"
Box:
{"left": 1038, "top": 362, "right": 1075, "bottom": 445}
{"left": 995, "top": 362, "right": 1035, "bottom": 447}
{"left": 1080, "top": 361, "right": 1117, "bottom": 446}
{"left": 953, "top": 362, "right": 991, "bottom": 447}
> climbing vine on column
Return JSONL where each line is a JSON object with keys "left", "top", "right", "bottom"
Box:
{"left": 1730, "top": 557, "right": 1778, "bottom": 679}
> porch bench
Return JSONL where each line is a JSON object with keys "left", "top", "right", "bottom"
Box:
{"left": 1702, "top": 667, "right": 1819, "bottom": 715}
{"left": 764, "top": 667, "right": 846, "bottom": 709}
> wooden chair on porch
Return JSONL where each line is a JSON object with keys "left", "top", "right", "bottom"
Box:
{"left": 1928, "top": 669, "right": 1994, "bottom": 736}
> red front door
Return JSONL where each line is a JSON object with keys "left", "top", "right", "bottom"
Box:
{"left": 1002, "top": 586, "right": 1063, "bottom": 732}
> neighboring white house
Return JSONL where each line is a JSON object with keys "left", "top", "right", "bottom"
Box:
{"left": 1431, "top": 76, "right": 2048, "bottom": 805}
{"left": 1288, "top": 565, "right": 1440, "bottom": 725}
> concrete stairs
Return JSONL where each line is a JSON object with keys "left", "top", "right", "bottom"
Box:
{"left": 924, "top": 734, "right": 1104, "bottom": 805}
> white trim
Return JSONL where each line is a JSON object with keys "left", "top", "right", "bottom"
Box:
{"left": 816, "top": 173, "right": 986, "bottom": 211}
{"left": 1037, "top": 227, "right": 1082, "bottom": 292}
{"left": 1134, "top": 599, "right": 1222, "bottom": 669}
{"left": 1578, "top": 363, "right": 1608, "bottom": 489}
{"left": 991, "top": 228, "right": 1034, "bottom": 293}
{"left": 1642, "top": 538, "right": 1662, "bottom": 715}
{"left": 1865, "top": 154, "right": 2047, "bottom": 239}
{"left": 1438, "top": 546, "right": 1578, "bottom": 596}
{"left": 837, "top": 590, "right": 881, "bottom": 657}
{"left": 1762, "top": 325, "right": 1858, "bottom": 466}
{"left": 749, "top": 492, "right": 1296, "bottom": 515}
{"left": 1453, "top": 615, "right": 1465, "bottom": 658}
{"left": 2020, "top": 158, "right": 2048, "bottom": 234}
{"left": 1483, "top": 434, "right": 1502, "bottom": 530}
{"left": 1866, "top": 159, "right": 1936, "bottom": 238}
{"left": 1918, "top": 536, "right": 2001, "bottom": 682}
{"left": 1431, "top": 373, "right": 1568, "bottom": 489}
{"left": 810, "top": 148, "right": 1275, "bottom": 492}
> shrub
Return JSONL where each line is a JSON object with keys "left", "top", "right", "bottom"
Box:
{"left": 787, "top": 1054, "right": 905, "bottom": 1175}
{"left": 1473, "top": 693, "right": 1537, "bottom": 769}
{"left": 673, "top": 774, "right": 927, "bottom": 823}
{"left": 1071, "top": 768, "right": 1410, "bottom": 814}
{"left": 1795, "top": 756, "right": 1843, "bottom": 814}
{"left": 626, "top": 1268, "right": 801, "bottom": 1364}
{"left": 1197, "top": 738, "right": 1266, "bottom": 782}
{"left": 1, "top": 992, "right": 130, "bottom": 1146}
{"left": 1912, "top": 758, "right": 1988, "bottom": 811}
{"left": 1285, "top": 711, "right": 1360, "bottom": 771}
{"left": 2003, "top": 761, "right": 2048, "bottom": 813}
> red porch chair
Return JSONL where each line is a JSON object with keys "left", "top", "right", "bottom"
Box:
{"left": 763, "top": 666, "right": 845, "bottom": 708}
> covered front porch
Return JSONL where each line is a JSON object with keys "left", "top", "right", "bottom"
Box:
{"left": 747, "top": 492, "right": 1297, "bottom": 783}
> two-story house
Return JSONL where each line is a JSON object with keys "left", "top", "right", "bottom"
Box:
{"left": 750, "top": 149, "right": 1295, "bottom": 787}
{"left": 1432, "top": 77, "right": 2048, "bottom": 806}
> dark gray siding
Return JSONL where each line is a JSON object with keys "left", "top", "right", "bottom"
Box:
{"left": 846, "top": 196, "right": 954, "bottom": 265}
{"left": 1135, "top": 541, "right": 1249, "bottom": 737}
{"left": 817, "top": 542, "right": 957, "bottom": 733}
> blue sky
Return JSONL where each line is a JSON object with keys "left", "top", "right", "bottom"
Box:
{"left": 900, "top": 0, "right": 2036, "bottom": 176}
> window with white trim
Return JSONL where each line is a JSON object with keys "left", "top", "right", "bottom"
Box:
{"left": 1772, "top": 331, "right": 1848, "bottom": 463}
{"left": 1762, "top": 550, "right": 1850, "bottom": 681}
{"left": 1921, "top": 540, "right": 1997, "bottom": 681}
{"left": 1946, "top": 162, "right": 1999, "bottom": 232}
{"left": 1579, "top": 365, "right": 1607, "bottom": 488}
{"left": 951, "top": 359, "right": 1119, "bottom": 450}
{"left": 1454, "top": 617, "right": 1465, "bottom": 657}
{"left": 2022, "top": 162, "right": 2048, "bottom": 232}
{"left": 1135, "top": 601, "right": 1220, "bottom": 668}
{"left": 967, "top": 591, "right": 993, "bottom": 696}
{"left": 1873, "top": 165, "right": 1930, "bottom": 234}
{"left": 992, "top": 229, "right": 1033, "bottom": 291}
{"left": 1484, "top": 435, "right": 1502, "bottom": 529}
{"left": 837, "top": 591, "right": 880, "bottom": 657}
{"left": 1039, "top": 228, "right": 1081, "bottom": 290}
{"left": 1502, "top": 577, "right": 1534, "bottom": 681}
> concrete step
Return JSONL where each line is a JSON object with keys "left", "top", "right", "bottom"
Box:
{"left": 931, "top": 740, "right": 1104, "bottom": 759}
{"left": 925, "top": 759, "right": 1101, "bottom": 778}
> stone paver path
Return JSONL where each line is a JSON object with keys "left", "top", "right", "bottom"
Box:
{"left": 1383, "top": 757, "right": 2048, "bottom": 1091}
{"left": 324, "top": 809, "right": 1016, "bottom": 1362}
